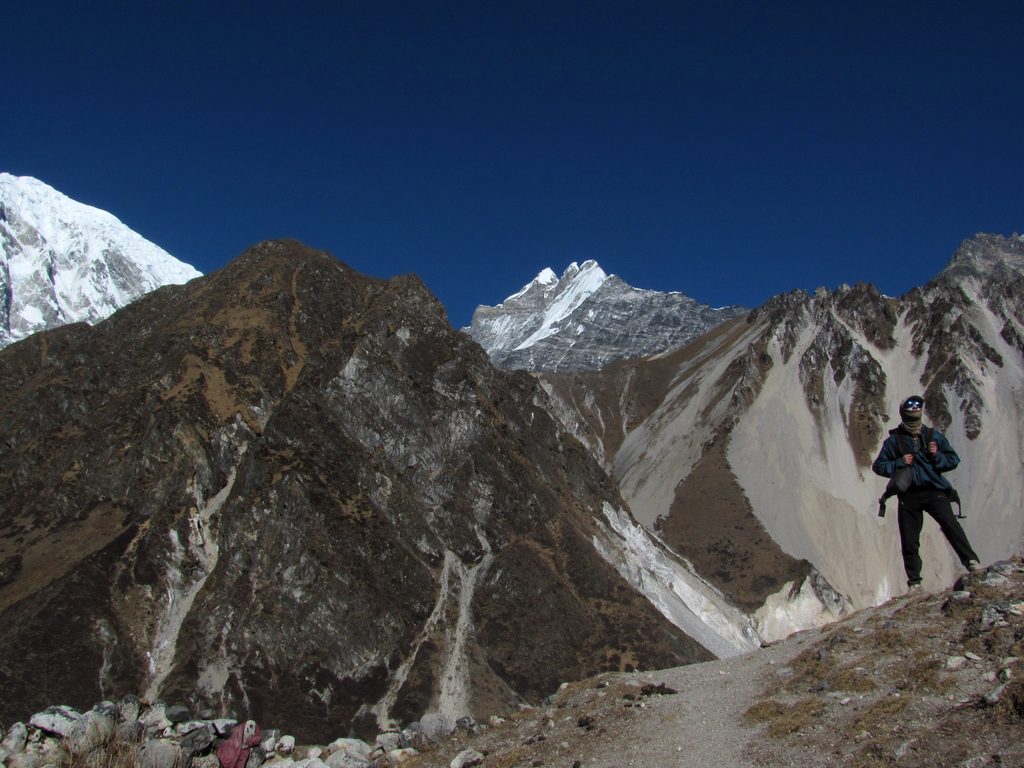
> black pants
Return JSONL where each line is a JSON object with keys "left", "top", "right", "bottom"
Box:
{"left": 897, "top": 488, "right": 979, "bottom": 585}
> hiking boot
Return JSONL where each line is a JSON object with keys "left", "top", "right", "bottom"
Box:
{"left": 907, "top": 583, "right": 923, "bottom": 593}
{"left": 966, "top": 560, "right": 981, "bottom": 572}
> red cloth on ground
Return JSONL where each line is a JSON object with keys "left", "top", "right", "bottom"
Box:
{"left": 217, "top": 720, "right": 262, "bottom": 768}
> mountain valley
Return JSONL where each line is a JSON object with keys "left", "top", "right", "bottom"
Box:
{"left": 2, "top": 176, "right": 1022, "bottom": 764}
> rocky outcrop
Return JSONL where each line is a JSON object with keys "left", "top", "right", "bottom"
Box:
{"left": 754, "top": 285, "right": 890, "bottom": 468}
{"left": 904, "top": 233, "right": 1024, "bottom": 438}
{"left": 0, "top": 241, "right": 719, "bottom": 742}
{"left": 0, "top": 697, "right": 448, "bottom": 768}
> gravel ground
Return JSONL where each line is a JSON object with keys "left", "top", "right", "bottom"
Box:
{"left": 400, "top": 624, "right": 819, "bottom": 768}
{"left": 400, "top": 559, "right": 1024, "bottom": 768}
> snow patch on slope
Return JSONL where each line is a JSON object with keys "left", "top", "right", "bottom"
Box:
{"left": 144, "top": 458, "right": 240, "bottom": 700}
{"left": 593, "top": 503, "right": 762, "bottom": 658}
{"left": 754, "top": 572, "right": 851, "bottom": 643}
{"left": 502, "top": 267, "right": 558, "bottom": 304}
{"left": 437, "top": 550, "right": 493, "bottom": 723}
{"left": 513, "top": 261, "right": 608, "bottom": 349}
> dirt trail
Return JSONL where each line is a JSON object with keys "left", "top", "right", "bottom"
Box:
{"left": 403, "top": 560, "right": 1024, "bottom": 768}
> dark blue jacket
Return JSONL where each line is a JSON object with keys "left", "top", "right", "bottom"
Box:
{"left": 872, "top": 425, "right": 959, "bottom": 492}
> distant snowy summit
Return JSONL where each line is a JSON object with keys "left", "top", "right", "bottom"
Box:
{"left": 0, "top": 173, "right": 201, "bottom": 348}
{"left": 464, "top": 259, "right": 748, "bottom": 371}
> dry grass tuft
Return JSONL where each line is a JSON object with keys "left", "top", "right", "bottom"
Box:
{"left": 744, "top": 697, "right": 826, "bottom": 738}
{"left": 866, "top": 626, "right": 904, "bottom": 650}
{"left": 744, "top": 699, "right": 787, "bottom": 722}
{"left": 475, "top": 745, "right": 532, "bottom": 768}
{"left": 895, "top": 654, "right": 950, "bottom": 694}
{"left": 783, "top": 647, "right": 828, "bottom": 687}
{"left": 852, "top": 696, "right": 908, "bottom": 733}
{"left": 828, "top": 666, "right": 877, "bottom": 694}
{"left": 847, "top": 742, "right": 898, "bottom": 768}
{"left": 62, "top": 739, "right": 140, "bottom": 768}
{"left": 782, "top": 640, "right": 876, "bottom": 695}
{"left": 992, "top": 676, "right": 1024, "bottom": 723}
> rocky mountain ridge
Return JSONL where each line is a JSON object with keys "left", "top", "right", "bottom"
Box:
{"left": 464, "top": 260, "right": 747, "bottom": 372}
{"left": 0, "top": 173, "right": 201, "bottom": 348}
{"left": 0, "top": 240, "right": 769, "bottom": 743}
{"left": 540, "top": 233, "right": 1024, "bottom": 623}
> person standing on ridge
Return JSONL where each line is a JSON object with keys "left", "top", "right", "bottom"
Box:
{"left": 872, "top": 395, "right": 981, "bottom": 591}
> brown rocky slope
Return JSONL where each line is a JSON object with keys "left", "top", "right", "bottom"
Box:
{"left": 0, "top": 241, "right": 712, "bottom": 741}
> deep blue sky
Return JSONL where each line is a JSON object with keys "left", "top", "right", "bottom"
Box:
{"left": 4, "top": 2, "right": 1021, "bottom": 327}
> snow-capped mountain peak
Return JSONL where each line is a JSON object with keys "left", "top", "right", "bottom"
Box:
{"left": 498, "top": 266, "right": 561, "bottom": 306}
{"left": 537, "top": 266, "right": 559, "bottom": 283}
{"left": 465, "top": 260, "right": 746, "bottom": 372}
{"left": 1, "top": 173, "right": 201, "bottom": 348}
{"left": 465, "top": 260, "right": 610, "bottom": 365}
{"left": 499, "top": 261, "right": 606, "bottom": 308}
{"left": 512, "top": 261, "right": 609, "bottom": 350}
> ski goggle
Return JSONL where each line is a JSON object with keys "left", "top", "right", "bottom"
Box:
{"left": 902, "top": 397, "right": 924, "bottom": 410}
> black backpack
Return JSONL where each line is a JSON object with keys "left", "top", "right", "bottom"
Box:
{"left": 877, "top": 427, "right": 964, "bottom": 518}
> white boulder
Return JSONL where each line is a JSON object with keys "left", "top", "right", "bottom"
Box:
{"left": 29, "top": 706, "right": 84, "bottom": 743}
{"left": 2, "top": 723, "right": 28, "bottom": 755}
{"left": 449, "top": 749, "right": 484, "bottom": 768}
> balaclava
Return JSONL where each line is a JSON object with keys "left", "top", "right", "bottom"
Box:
{"left": 900, "top": 395, "right": 924, "bottom": 436}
